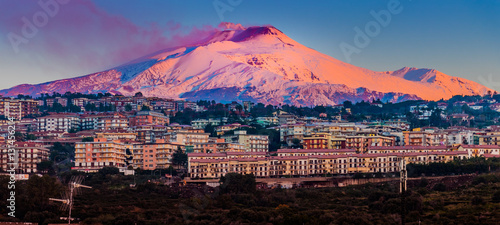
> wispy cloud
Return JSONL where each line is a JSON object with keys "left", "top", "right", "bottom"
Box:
{"left": 0, "top": 0, "right": 219, "bottom": 74}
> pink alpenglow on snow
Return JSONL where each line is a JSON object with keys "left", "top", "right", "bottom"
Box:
{"left": 0, "top": 23, "right": 493, "bottom": 106}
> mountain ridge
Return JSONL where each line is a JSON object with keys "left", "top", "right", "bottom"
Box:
{"left": 0, "top": 24, "right": 492, "bottom": 106}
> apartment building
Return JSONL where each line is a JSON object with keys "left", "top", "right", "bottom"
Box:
{"left": 45, "top": 98, "right": 55, "bottom": 108}
{"left": 188, "top": 152, "right": 269, "bottom": 179}
{"left": 188, "top": 149, "right": 471, "bottom": 179}
{"left": 224, "top": 130, "right": 269, "bottom": 152}
{"left": 0, "top": 98, "right": 39, "bottom": 120}
{"left": 404, "top": 131, "right": 448, "bottom": 146}
{"left": 462, "top": 145, "right": 500, "bottom": 157}
{"left": 128, "top": 111, "right": 169, "bottom": 127}
{"left": 475, "top": 134, "right": 500, "bottom": 146}
{"left": 192, "top": 138, "right": 245, "bottom": 153}
{"left": 276, "top": 148, "right": 356, "bottom": 157}
{"left": 256, "top": 116, "right": 279, "bottom": 126}
{"left": 312, "top": 123, "right": 359, "bottom": 136}
{"left": 74, "top": 137, "right": 186, "bottom": 172}
{"left": 79, "top": 114, "right": 100, "bottom": 130}
{"left": 55, "top": 97, "right": 68, "bottom": 107}
{"left": 0, "top": 142, "right": 49, "bottom": 173}
{"left": 11, "top": 118, "right": 38, "bottom": 133}
{"left": 191, "top": 118, "right": 224, "bottom": 129}
{"left": 303, "top": 133, "right": 347, "bottom": 149}
{"left": 37, "top": 114, "right": 79, "bottom": 132}
{"left": 216, "top": 123, "right": 252, "bottom": 136}
{"left": 367, "top": 145, "right": 451, "bottom": 154}
{"left": 131, "top": 124, "right": 167, "bottom": 143}
{"left": 243, "top": 101, "right": 254, "bottom": 112}
{"left": 109, "top": 99, "right": 134, "bottom": 112}
{"left": 277, "top": 113, "right": 297, "bottom": 125}
{"left": 97, "top": 113, "right": 129, "bottom": 130}
{"left": 74, "top": 138, "right": 135, "bottom": 172}
{"left": 133, "top": 139, "right": 184, "bottom": 170}
{"left": 152, "top": 100, "right": 176, "bottom": 111}
{"left": 167, "top": 131, "right": 210, "bottom": 145}
{"left": 72, "top": 98, "right": 89, "bottom": 111}
{"left": 96, "top": 132, "right": 137, "bottom": 141}
{"left": 446, "top": 129, "right": 474, "bottom": 145}
{"left": 176, "top": 100, "right": 197, "bottom": 112}
{"left": 345, "top": 135, "right": 395, "bottom": 153}
{"left": 279, "top": 123, "right": 305, "bottom": 144}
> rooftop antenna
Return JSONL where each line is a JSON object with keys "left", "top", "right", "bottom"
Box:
{"left": 50, "top": 176, "right": 92, "bottom": 224}
{"left": 400, "top": 154, "right": 407, "bottom": 225}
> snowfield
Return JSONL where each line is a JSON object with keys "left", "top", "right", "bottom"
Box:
{"left": 0, "top": 25, "right": 492, "bottom": 106}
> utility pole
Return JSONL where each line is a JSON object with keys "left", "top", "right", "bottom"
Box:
{"left": 400, "top": 156, "right": 407, "bottom": 225}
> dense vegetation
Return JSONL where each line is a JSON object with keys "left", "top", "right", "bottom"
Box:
{"left": 407, "top": 157, "right": 500, "bottom": 177}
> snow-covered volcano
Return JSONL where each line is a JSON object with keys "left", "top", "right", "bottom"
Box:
{"left": 0, "top": 25, "right": 492, "bottom": 106}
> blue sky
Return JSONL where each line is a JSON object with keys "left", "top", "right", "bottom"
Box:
{"left": 0, "top": 0, "right": 499, "bottom": 91}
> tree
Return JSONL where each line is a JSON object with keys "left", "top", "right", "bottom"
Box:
{"left": 82, "top": 137, "right": 94, "bottom": 142}
{"left": 98, "top": 103, "right": 105, "bottom": 112}
{"left": 14, "top": 131, "right": 25, "bottom": 141}
{"left": 492, "top": 190, "right": 500, "bottom": 203}
{"left": 343, "top": 101, "right": 353, "bottom": 109}
{"left": 17, "top": 94, "right": 32, "bottom": 99}
{"left": 49, "top": 142, "right": 75, "bottom": 163}
{"left": 26, "top": 133, "right": 37, "bottom": 140}
{"left": 125, "top": 148, "right": 133, "bottom": 167}
{"left": 17, "top": 175, "right": 63, "bottom": 221}
{"left": 204, "top": 124, "right": 216, "bottom": 136}
{"left": 98, "top": 166, "right": 120, "bottom": 175}
{"left": 125, "top": 104, "right": 133, "bottom": 112}
{"left": 68, "top": 104, "right": 82, "bottom": 113}
{"left": 172, "top": 147, "right": 187, "bottom": 169}
{"left": 49, "top": 102, "right": 65, "bottom": 112}
{"left": 140, "top": 105, "right": 150, "bottom": 111}
{"left": 37, "top": 160, "right": 56, "bottom": 175}
{"left": 219, "top": 173, "right": 256, "bottom": 194}
{"left": 235, "top": 104, "right": 243, "bottom": 112}
{"left": 313, "top": 105, "right": 326, "bottom": 114}
{"left": 68, "top": 128, "right": 79, "bottom": 133}
{"left": 471, "top": 196, "right": 484, "bottom": 205}
{"left": 166, "top": 166, "right": 178, "bottom": 176}
{"left": 85, "top": 103, "right": 97, "bottom": 112}
{"left": 427, "top": 101, "right": 438, "bottom": 110}
{"left": 291, "top": 138, "right": 302, "bottom": 149}
{"left": 429, "top": 109, "right": 443, "bottom": 127}
{"left": 170, "top": 108, "right": 196, "bottom": 125}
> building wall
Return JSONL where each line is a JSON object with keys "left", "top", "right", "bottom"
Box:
{"left": 74, "top": 138, "right": 131, "bottom": 172}
{"left": 188, "top": 149, "right": 474, "bottom": 179}
{"left": 0, "top": 98, "right": 39, "bottom": 120}
{"left": 0, "top": 142, "right": 49, "bottom": 173}
{"left": 75, "top": 139, "right": 184, "bottom": 172}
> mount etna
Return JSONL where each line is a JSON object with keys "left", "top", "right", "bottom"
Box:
{"left": 0, "top": 24, "right": 492, "bottom": 106}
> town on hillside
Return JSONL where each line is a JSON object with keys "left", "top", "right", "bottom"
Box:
{"left": 1, "top": 92, "right": 500, "bottom": 182}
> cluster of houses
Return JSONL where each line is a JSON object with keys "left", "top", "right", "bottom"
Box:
{"left": 1, "top": 95, "right": 500, "bottom": 180}
{"left": 187, "top": 146, "right": 486, "bottom": 179}
{"left": 187, "top": 112, "right": 500, "bottom": 179}
{"left": 187, "top": 111, "right": 500, "bottom": 179}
